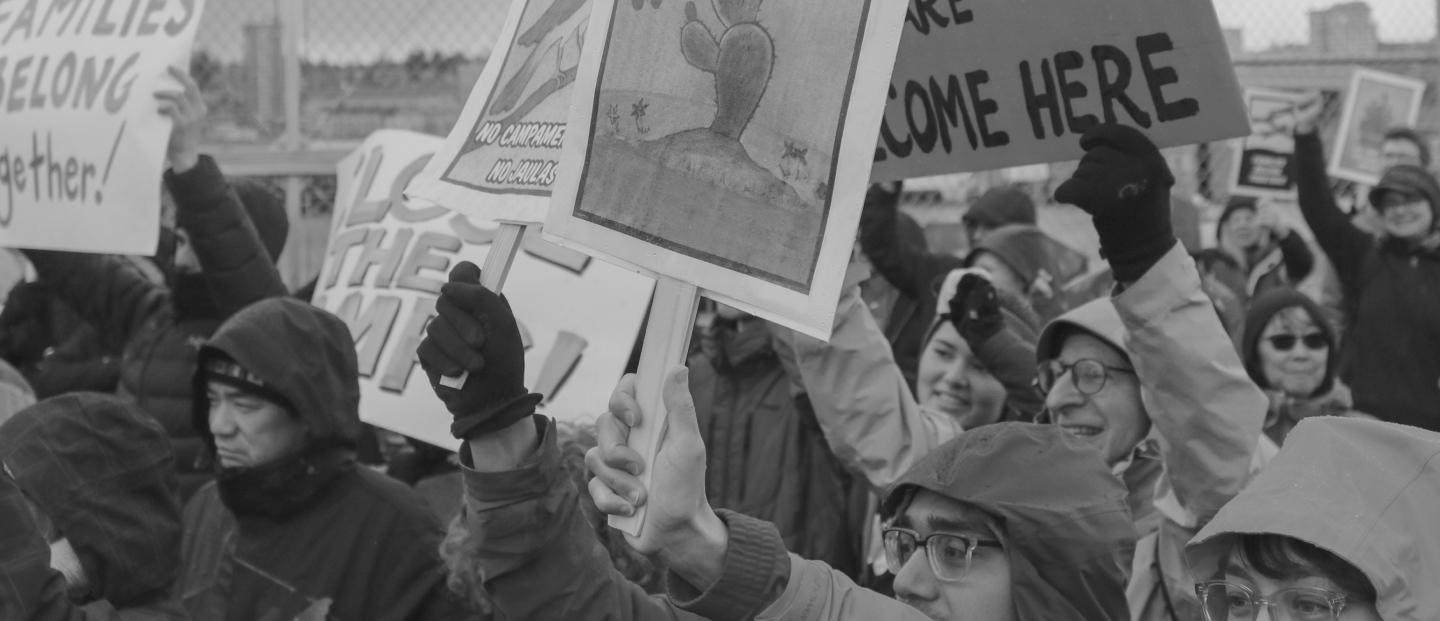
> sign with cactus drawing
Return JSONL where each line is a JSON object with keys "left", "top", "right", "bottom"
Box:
{"left": 869, "top": 0, "right": 1251, "bottom": 182}
{"left": 408, "top": 0, "right": 592, "bottom": 224}
{"left": 1328, "top": 68, "right": 1426, "bottom": 186}
{"left": 543, "top": 0, "right": 908, "bottom": 339}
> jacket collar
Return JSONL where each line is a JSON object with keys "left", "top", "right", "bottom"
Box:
{"left": 216, "top": 444, "right": 354, "bottom": 521}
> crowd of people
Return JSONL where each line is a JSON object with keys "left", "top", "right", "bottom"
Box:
{"left": 0, "top": 70, "right": 1436, "bottom": 621}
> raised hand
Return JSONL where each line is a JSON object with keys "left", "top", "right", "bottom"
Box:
{"left": 155, "top": 67, "right": 207, "bottom": 173}
{"left": 950, "top": 272, "right": 1003, "bottom": 349}
{"left": 417, "top": 261, "right": 540, "bottom": 440}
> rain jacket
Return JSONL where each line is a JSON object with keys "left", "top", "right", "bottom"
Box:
{"left": 692, "top": 317, "right": 867, "bottom": 577}
{"left": 22, "top": 156, "right": 289, "bottom": 497}
{"left": 758, "top": 423, "right": 1136, "bottom": 621}
{"left": 1187, "top": 417, "right": 1440, "bottom": 619}
{"left": 783, "top": 243, "right": 1266, "bottom": 620}
{"left": 462, "top": 415, "right": 793, "bottom": 621}
{"left": 0, "top": 393, "right": 188, "bottom": 620}
{"left": 1294, "top": 132, "right": 1440, "bottom": 429}
{"left": 173, "top": 299, "right": 463, "bottom": 621}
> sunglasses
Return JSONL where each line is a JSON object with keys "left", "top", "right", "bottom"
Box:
{"left": 1265, "top": 333, "right": 1327, "bottom": 352}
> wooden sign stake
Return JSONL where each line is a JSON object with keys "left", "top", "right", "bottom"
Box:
{"left": 608, "top": 275, "right": 700, "bottom": 536}
{"left": 440, "top": 223, "right": 528, "bottom": 389}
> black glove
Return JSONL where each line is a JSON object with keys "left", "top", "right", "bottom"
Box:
{"left": 1053, "top": 124, "right": 1176, "bottom": 282}
{"left": 949, "top": 273, "right": 1003, "bottom": 350}
{"left": 418, "top": 261, "right": 541, "bottom": 440}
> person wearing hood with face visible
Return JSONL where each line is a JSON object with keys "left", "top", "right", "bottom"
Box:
{"left": 1291, "top": 98, "right": 1440, "bottom": 431}
{"left": 0, "top": 393, "right": 188, "bottom": 620}
{"left": 20, "top": 69, "right": 289, "bottom": 499}
{"left": 1186, "top": 417, "right": 1439, "bottom": 621}
{"left": 1238, "top": 288, "right": 1370, "bottom": 445}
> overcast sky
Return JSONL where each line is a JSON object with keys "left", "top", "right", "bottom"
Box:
{"left": 196, "top": 0, "right": 1437, "bottom": 63}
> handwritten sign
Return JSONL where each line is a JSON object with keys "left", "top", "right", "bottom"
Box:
{"left": 407, "top": 0, "right": 592, "bottom": 224}
{"left": 1230, "top": 88, "right": 1307, "bottom": 199}
{"left": 869, "top": 0, "right": 1248, "bottom": 182}
{"left": 315, "top": 130, "right": 653, "bottom": 449}
{"left": 0, "top": 0, "right": 204, "bottom": 254}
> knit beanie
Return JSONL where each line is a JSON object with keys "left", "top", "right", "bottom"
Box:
{"left": 1368, "top": 164, "right": 1440, "bottom": 226}
{"left": 963, "top": 187, "right": 1037, "bottom": 230}
{"left": 231, "top": 179, "right": 290, "bottom": 262}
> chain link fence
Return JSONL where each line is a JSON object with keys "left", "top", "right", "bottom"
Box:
{"left": 187, "top": 0, "right": 1438, "bottom": 282}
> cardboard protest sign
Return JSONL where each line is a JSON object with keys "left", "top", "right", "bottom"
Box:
{"left": 314, "top": 130, "right": 654, "bottom": 449}
{"left": 543, "top": 0, "right": 910, "bottom": 340}
{"left": 0, "top": 0, "right": 204, "bottom": 254}
{"left": 407, "top": 0, "right": 592, "bottom": 224}
{"left": 1328, "top": 68, "right": 1425, "bottom": 186}
{"left": 1230, "top": 88, "right": 1308, "bottom": 199}
{"left": 869, "top": 0, "right": 1249, "bottom": 182}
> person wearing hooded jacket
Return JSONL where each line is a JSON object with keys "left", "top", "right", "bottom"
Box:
{"left": 21, "top": 70, "right": 290, "bottom": 499}
{"left": 0, "top": 393, "right": 189, "bottom": 620}
{"left": 1292, "top": 98, "right": 1440, "bottom": 430}
{"left": 1187, "top": 417, "right": 1439, "bottom": 620}
{"left": 172, "top": 298, "right": 466, "bottom": 621}
{"left": 409, "top": 260, "right": 1136, "bottom": 620}
{"left": 776, "top": 125, "right": 1268, "bottom": 621}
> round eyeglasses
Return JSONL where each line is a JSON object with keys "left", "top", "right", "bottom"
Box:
{"left": 1036, "top": 359, "right": 1137, "bottom": 396}
{"left": 1196, "top": 580, "right": 1348, "bottom": 621}
{"left": 882, "top": 527, "right": 1003, "bottom": 582}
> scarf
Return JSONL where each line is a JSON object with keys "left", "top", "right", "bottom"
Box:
{"left": 216, "top": 445, "right": 355, "bottom": 521}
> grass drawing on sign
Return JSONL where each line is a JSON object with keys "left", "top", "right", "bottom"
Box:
{"left": 579, "top": 0, "right": 862, "bottom": 291}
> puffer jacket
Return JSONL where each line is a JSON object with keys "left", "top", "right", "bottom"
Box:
{"left": 1188, "top": 417, "right": 1440, "bottom": 618}
{"left": 174, "top": 299, "right": 464, "bottom": 621}
{"left": 0, "top": 393, "right": 188, "bottom": 620}
{"left": 22, "top": 157, "right": 288, "bottom": 498}
{"left": 758, "top": 423, "right": 1135, "bottom": 621}
{"left": 1294, "top": 132, "right": 1440, "bottom": 429}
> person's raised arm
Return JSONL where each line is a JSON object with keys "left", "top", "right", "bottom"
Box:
{"left": 858, "top": 183, "right": 962, "bottom": 299}
{"left": 418, "top": 261, "right": 786, "bottom": 621}
{"left": 1291, "top": 97, "right": 1372, "bottom": 292}
{"left": 951, "top": 273, "right": 1042, "bottom": 419}
{"left": 158, "top": 67, "right": 287, "bottom": 317}
{"left": 22, "top": 251, "right": 169, "bottom": 351}
{"left": 1055, "top": 125, "right": 1266, "bottom": 526}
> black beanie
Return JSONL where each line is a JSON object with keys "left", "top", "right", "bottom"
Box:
{"left": 230, "top": 179, "right": 290, "bottom": 262}
{"left": 1368, "top": 165, "right": 1440, "bottom": 225}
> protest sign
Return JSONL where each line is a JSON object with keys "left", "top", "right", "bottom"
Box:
{"left": 0, "top": 0, "right": 204, "bottom": 254}
{"left": 1328, "top": 68, "right": 1425, "bottom": 186}
{"left": 544, "top": 0, "right": 909, "bottom": 535}
{"left": 869, "top": 0, "right": 1249, "bottom": 182}
{"left": 315, "top": 130, "right": 654, "bottom": 449}
{"left": 407, "top": 0, "right": 592, "bottom": 225}
{"left": 1230, "top": 88, "right": 1307, "bottom": 199}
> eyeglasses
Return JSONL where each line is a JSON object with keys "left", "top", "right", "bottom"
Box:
{"left": 1196, "top": 580, "right": 1348, "bottom": 621}
{"left": 1036, "top": 359, "right": 1136, "bottom": 396}
{"left": 882, "top": 527, "right": 1002, "bottom": 582}
{"left": 1265, "top": 333, "right": 1327, "bottom": 352}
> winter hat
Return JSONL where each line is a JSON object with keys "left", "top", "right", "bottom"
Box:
{"left": 929, "top": 267, "right": 1042, "bottom": 347}
{"left": 0, "top": 393, "right": 182, "bottom": 608}
{"left": 884, "top": 423, "right": 1134, "bottom": 621}
{"left": 1368, "top": 164, "right": 1440, "bottom": 222}
{"left": 965, "top": 225, "right": 1088, "bottom": 298}
{"left": 202, "top": 350, "right": 296, "bottom": 416}
{"left": 231, "top": 178, "right": 290, "bottom": 262}
{"left": 963, "top": 187, "right": 1037, "bottom": 230}
{"left": 1216, "top": 195, "right": 1258, "bottom": 243}
{"left": 1239, "top": 289, "right": 1337, "bottom": 398}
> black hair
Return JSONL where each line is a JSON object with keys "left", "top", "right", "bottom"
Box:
{"left": 1382, "top": 127, "right": 1431, "bottom": 167}
{"left": 1230, "top": 534, "right": 1377, "bottom": 604}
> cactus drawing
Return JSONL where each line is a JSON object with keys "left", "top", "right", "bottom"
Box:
{"left": 606, "top": 103, "right": 622, "bottom": 133}
{"left": 779, "top": 140, "right": 808, "bottom": 181}
{"left": 677, "top": 0, "right": 774, "bottom": 141}
{"left": 631, "top": 99, "right": 650, "bottom": 133}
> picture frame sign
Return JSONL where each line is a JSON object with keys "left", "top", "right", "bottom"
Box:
{"left": 1230, "top": 88, "right": 1309, "bottom": 199}
{"left": 1327, "top": 68, "right": 1426, "bottom": 186}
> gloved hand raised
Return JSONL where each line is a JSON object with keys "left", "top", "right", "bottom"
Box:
{"left": 949, "top": 272, "right": 1003, "bottom": 350}
{"left": 1053, "top": 123, "right": 1176, "bottom": 283}
{"left": 417, "top": 261, "right": 541, "bottom": 440}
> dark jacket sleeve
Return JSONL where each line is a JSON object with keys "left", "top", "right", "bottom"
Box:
{"left": 1294, "top": 132, "right": 1372, "bottom": 293}
{"left": 859, "top": 200, "right": 962, "bottom": 300}
{"left": 0, "top": 467, "right": 85, "bottom": 620}
{"left": 166, "top": 156, "right": 288, "bottom": 318}
{"left": 21, "top": 252, "right": 170, "bottom": 351}
{"left": 466, "top": 416, "right": 791, "bottom": 621}
{"left": 1275, "top": 230, "right": 1315, "bottom": 283}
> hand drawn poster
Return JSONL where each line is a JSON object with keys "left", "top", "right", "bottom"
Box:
{"left": 0, "top": 0, "right": 204, "bottom": 254}
{"left": 544, "top": 0, "right": 909, "bottom": 339}
{"left": 1230, "top": 88, "right": 1307, "bottom": 199}
{"left": 407, "top": 0, "right": 591, "bottom": 224}
{"left": 1328, "top": 68, "right": 1426, "bottom": 186}
{"left": 316, "top": 130, "right": 653, "bottom": 449}
{"left": 870, "top": 0, "right": 1249, "bottom": 182}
